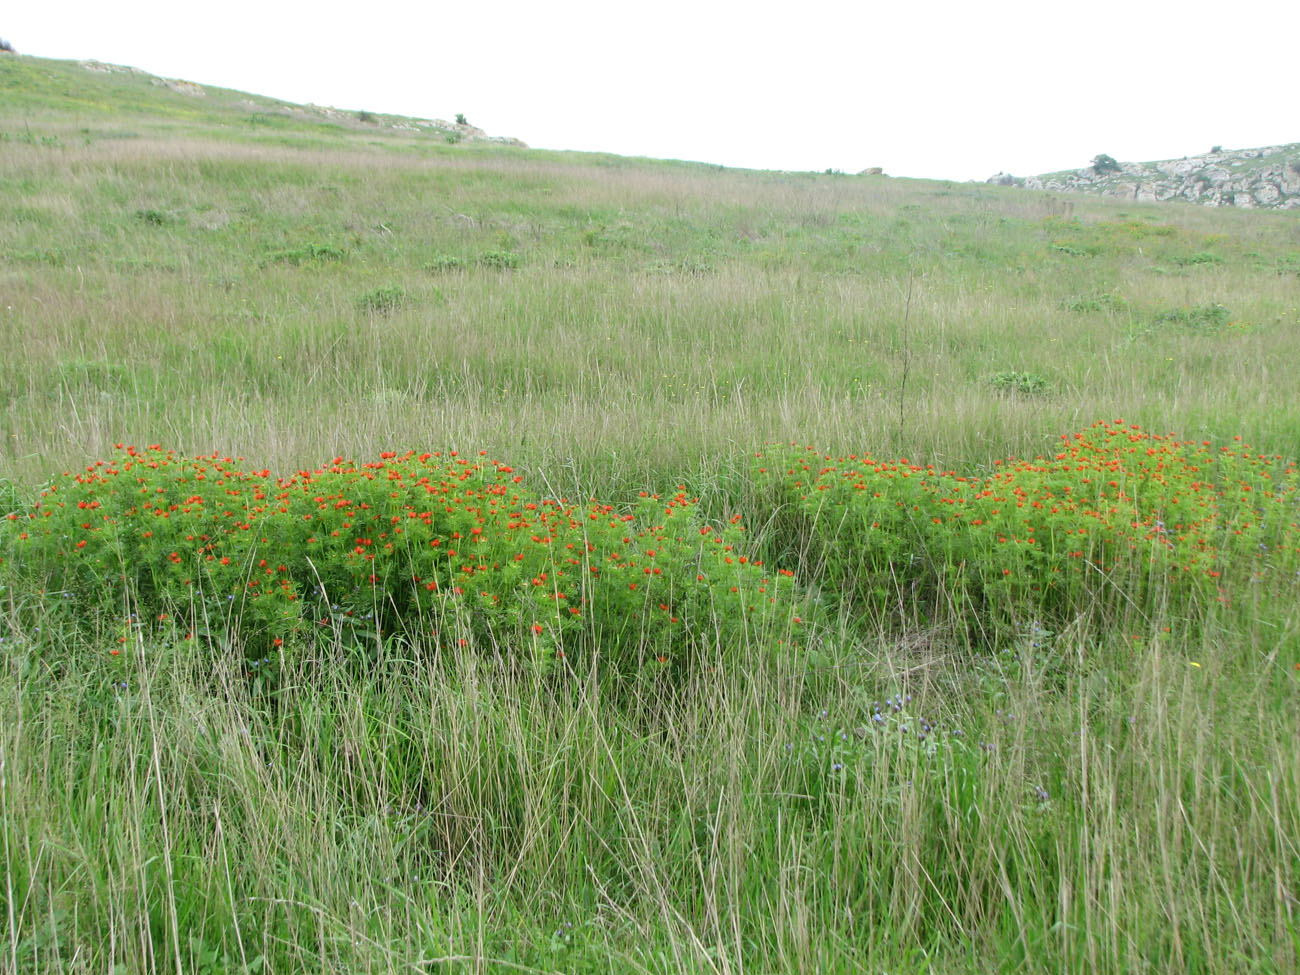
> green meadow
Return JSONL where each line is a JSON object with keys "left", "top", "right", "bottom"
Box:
{"left": 1, "top": 54, "right": 1298, "bottom": 974}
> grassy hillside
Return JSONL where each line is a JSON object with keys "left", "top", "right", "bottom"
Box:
{"left": 1, "top": 53, "right": 1299, "bottom": 974}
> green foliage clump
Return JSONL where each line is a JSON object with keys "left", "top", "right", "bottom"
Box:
{"left": 263, "top": 242, "right": 346, "bottom": 266}
{"left": 1171, "top": 251, "right": 1223, "bottom": 267}
{"left": 1049, "top": 241, "right": 1102, "bottom": 258}
{"left": 356, "top": 283, "right": 408, "bottom": 312}
{"left": 1, "top": 447, "right": 806, "bottom": 673}
{"left": 477, "top": 250, "right": 519, "bottom": 270}
{"left": 758, "top": 420, "right": 1299, "bottom": 638}
{"left": 1091, "top": 153, "right": 1121, "bottom": 173}
{"left": 1061, "top": 292, "right": 1126, "bottom": 313}
{"left": 136, "top": 208, "right": 175, "bottom": 226}
{"left": 1153, "top": 303, "right": 1232, "bottom": 333}
{"left": 986, "top": 371, "right": 1051, "bottom": 395}
{"left": 425, "top": 253, "right": 466, "bottom": 272}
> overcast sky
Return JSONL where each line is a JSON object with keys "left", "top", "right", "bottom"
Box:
{"left": 7, "top": 1, "right": 1299, "bottom": 181}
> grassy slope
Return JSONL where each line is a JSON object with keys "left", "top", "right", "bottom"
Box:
{"left": 1, "top": 53, "right": 1299, "bottom": 974}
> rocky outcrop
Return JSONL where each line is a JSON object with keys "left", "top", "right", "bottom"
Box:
{"left": 152, "top": 77, "right": 206, "bottom": 97}
{"left": 988, "top": 144, "right": 1300, "bottom": 210}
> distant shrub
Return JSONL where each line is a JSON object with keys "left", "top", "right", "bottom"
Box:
{"left": 357, "top": 110, "right": 375, "bottom": 124}
{"left": 357, "top": 284, "right": 408, "bottom": 312}
{"left": 986, "top": 370, "right": 1051, "bottom": 395}
{"left": 1091, "top": 153, "right": 1121, "bottom": 174}
{"left": 426, "top": 254, "right": 467, "bottom": 272}
{"left": 477, "top": 250, "right": 519, "bottom": 270}
{"left": 1061, "top": 292, "right": 1126, "bottom": 313}
{"left": 0, "top": 38, "right": 14, "bottom": 54}
{"left": 136, "top": 208, "right": 174, "bottom": 226}
{"left": 648, "top": 258, "right": 714, "bottom": 276}
{"left": 455, "top": 113, "right": 468, "bottom": 126}
{"left": 1152, "top": 303, "right": 1231, "bottom": 333}
{"left": 1049, "top": 241, "right": 1102, "bottom": 257}
{"left": 1171, "top": 251, "right": 1222, "bottom": 267}
{"left": 264, "top": 242, "right": 346, "bottom": 266}
{"left": 1210, "top": 145, "right": 1223, "bottom": 154}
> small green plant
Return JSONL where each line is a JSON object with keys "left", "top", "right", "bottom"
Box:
{"left": 356, "top": 110, "right": 375, "bottom": 124}
{"left": 137, "top": 208, "right": 174, "bottom": 226}
{"left": 425, "top": 254, "right": 466, "bottom": 272}
{"left": 647, "top": 257, "right": 714, "bottom": 276}
{"left": 263, "top": 242, "right": 346, "bottom": 266}
{"left": 356, "top": 283, "right": 408, "bottom": 312}
{"left": 986, "top": 370, "right": 1051, "bottom": 395}
{"left": 477, "top": 250, "right": 519, "bottom": 270}
{"left": 1152, "top": 303, "right": 1231, "bottom": 332}
{"left": 1061, "top": 292, "right": 1126, "bottom": 313}
{"left": 455, "top": 113, "right": 468, "bottom": 126}
{"left": 1049, "top": 241, "right": 1102, "bottom": 258}
{"left": 1171, "top": 251, "right": 1222, "bottom": 267}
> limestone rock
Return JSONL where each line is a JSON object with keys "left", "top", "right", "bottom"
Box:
{"left": 152, "top": 77, "right": 205, "bottom": 96}
{"left": 988, "top": 143, "right": 1300, "bottom": 210}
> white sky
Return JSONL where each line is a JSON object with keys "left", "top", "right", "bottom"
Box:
{"left": 7, "top": 1, "right": 1299, "bottom": 181}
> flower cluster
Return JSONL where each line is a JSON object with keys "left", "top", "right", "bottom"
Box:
{"left": 758, "top": 420, "right": 1299, "bottom": 631}
{"left": 3, "top": 447, "right": 805, "bottom": 667}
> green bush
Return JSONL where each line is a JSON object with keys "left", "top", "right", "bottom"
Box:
{"left": 262, "top": 242, "right": 346, "bottom": 266}
{"left": 1061, "top": 292, "right": 1126, "bottom": 313}
{"left": 986, "top": 371, "right": 1051, "bottom": 395}
{"left": 758, "top": 420, "right": 1299, "bottom": 638}
{"left": 137, "top": 208, "right": 174, "bottom": 226}
{"left": 1171, "top": 251, "right": 1222, "bottom": 267}
{"left": 425, "top": 254, "right": 466, "bottom": 272}
{"left": 477, "top": 250, "right": 519, "bottom": 270}
{"left": 2, "top": 448, "right": 807, "bottom": 673}
{"left": 1091, "top": 154, "right": 1121, "bottom": 174}
{"left": 1153, "top": 303, "right": 1231, "bottom": 332}
{"left": 356, "top": 284, "right": 408, "bottom": 312}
